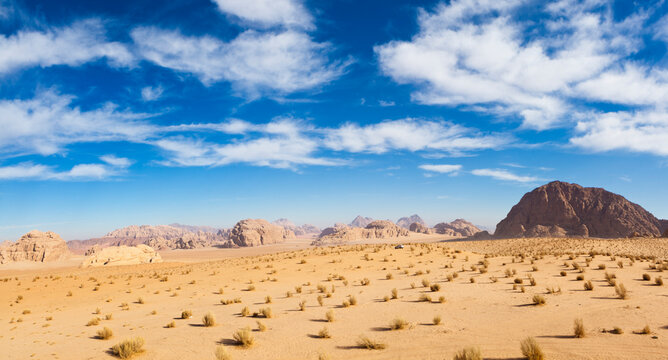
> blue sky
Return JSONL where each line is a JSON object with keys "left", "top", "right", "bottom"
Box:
{"left": 1, "top": 0, "right": 668, "bottom": 241}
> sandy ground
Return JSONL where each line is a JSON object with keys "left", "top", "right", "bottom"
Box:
{"left": 1, "top": 236, "right": 667, "bottom": 360}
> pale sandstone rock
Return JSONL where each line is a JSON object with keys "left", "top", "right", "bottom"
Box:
{"left": 81, "top": 245, "right": 162, "bottom": 267}
{"left": 230, "top": 219, "right": 295, "bottom": 247}
{"left": 0, "top": 230, "right": 71, "bottom": 264}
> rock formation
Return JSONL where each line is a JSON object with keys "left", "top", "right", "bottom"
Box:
{"left": 313, "top": 220, "right": 409, "bottom": 245}
{"left": 230, "top": 219, "right": 295, "bottom": 247}
{"left": 434, "top": 219, "right": 481, "bottom": 237}
{"left": 409, "top": 222, "right": 432, "bottom": 234}
{"left": 349, "top": 215, "right": 374, "bottom": 228}
{"left": 396, "top": 214, "right": 426, "bottom": 229}
{"left": 68, "top": 224, "right": 228, "bottom": 254}
{"left": 272, "top": 218, "right": 321, "bottom": 236}
{"left": 0, "top": 230, "right": 71, "bottom": 264}
{"left": 495, "top": 181, "right": 665, "bottom": 238}
{"left": 81, "top": 245, "right": 162, "bottom": 267}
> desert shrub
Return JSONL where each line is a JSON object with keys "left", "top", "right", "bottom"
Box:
{"left": 87, "top": 317, "right": 101, "bottom": 326}
{"left": 430, "top": 283, "right": 441, "bottom": 292}
{"left": 265, "top": 295, "right": 272, "bottom": 304}
{"left": 421, "top": 278, "right": 430, "bottom": 287}
{"left": 598, "top": 264, "right": 606, "bottom": 270}
{"left": 349, "top": 296, "right": 357, "bottom": 305}
{"left": 325, "top": 310, "right": 335, "bottom": 322}
{"left": 391, "top": 288, "right": 398, "bottom": 299}
{"left": 576, "top": 275, "right": 584, "bottom": 281}
{"left": 583, "top": 280, "right": 594, "bottom": 291}
{"left": 453, "top": 347, "right": 482, "bottom": 360}
{"left": 532, "top": 295, "right": 546, "bottom": 305}
{"left": 361, "top": 278, "right": 371, "bottom": 286}
{"left": 433, "top": 315, "right": 442, "bottom": 325}
{"left": 260, "top": 307, "right": 273, "bottom": 318}
{"left": 233, "top": 327, "right": 255, "bottom": 348}
{"left": 386, "top": 273, "right": 393, "bottom": 280}
{"left": 96, "top": 327, "right": 113, "bottom": 340}
{"left": 215, "top": 346, "right": 231, "bottom": 360}
{"left": 299, "top": 300, "right": 307, "bottom": 311}
{"left": 615, "top": 283, "right": 628, "bottom": 299}
{"left": 514, "top": 278, "right": 523, "bottom": 284}
{"left": 111, "top": 337, "right": 145, "bottom": 359}
{"left": 202, "top": 312, "right": 216, "bottom": 327}
{"left": 656, "top": 276, "right": 664, "bottom": 286}
{"left": 560, "top": 271, "right": 567, "bottom": 276}
{"left": 438, "top": 296, "right": 446, "bottom": 303}
{"left": 389, "top": 318, "right": 409, "bottom": 330}
{"left": 610, "top": 327, "right": 623, "bottom": 334}
{"left": 357, "top": 335, "right": 386, "bottom": 350}
{"left": 520, "top": 337, "right": 544, "bottom": 360}
{"left": 637, "top": 325, "right": 651, "bottom": 335}
{"left": 240, "top": 306, "right": 250, "bottom": 317}
{"left": 418, "top": 294, "right": 432, "bottom": 302}
{"left": 574, "top": 318, "right": 585, "bottom": 338}
{"left": 642, "top": 273, "right": 651, "bottom": 281}
{"left": 318, "top": 326, "right": 331, "bottom": 338}
{"left": 165, "top": 321, "right": 175, "bottom": 328}
{"left": 256, "top": 321, "right": 267, "bottom": 332}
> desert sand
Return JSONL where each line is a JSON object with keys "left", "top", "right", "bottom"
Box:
{"left": 1, "top": 235, "right": 667, "bottom": 360}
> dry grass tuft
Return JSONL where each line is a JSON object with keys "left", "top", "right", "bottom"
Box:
{"left": 453, "top": 347, "right": 482, "bottom": 360}
{"left": 520, "top": 337, "right": 544, "bottom": 360}
{"left": 574, "top": 318, "right": 585, "bottom": 338}
{"left": 202, "top": 312, "right": 216, "bottom": 327}
{"left": 433, "top": 315, "right": 442, "bottom": 325}
{"left": 357, "top": 335, "right": 386, "bottom": 350}
{"left": 256, "top": 320, "right": 267, "bottom": 332}
{"left": 615, "top": 283, "right": 628, "bottom": 299}
{"left": 96, "top": 327, "right": 113, "bottom": 340}
{"left": 389, "top": 318, "right": 409, "bottom": 330}
{"left": 111, "top": 337, "right": 145, "bottom": 359}
{"left": 583, "top": 280, "right": 594, "bottom": 291}
{"left": 165, "top": 321, "right": 175, "bottom": 328}
{"left": 215, "top": 346, "right": 231, "bottom": 360}
{"left": 318, "top": 326, "right": 331, "bottom": 338}
{"left": 532, "top": 294, "right": 546, "bottom": 305}
{"left": 233, "top": 327, "right": 255, "bottom": 348}
{"left": 325, "top": 310, "right": 335, "bottom": 322}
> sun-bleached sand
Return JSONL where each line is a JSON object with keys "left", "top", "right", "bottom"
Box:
{"left": 1, "top": 236, "right": 667, "bottom": 360}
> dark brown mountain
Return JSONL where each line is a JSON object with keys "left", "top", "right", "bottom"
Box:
{"left": 495, "top": 181, "right": 665, "bottom": 238}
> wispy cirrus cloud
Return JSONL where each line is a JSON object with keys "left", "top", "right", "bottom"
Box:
{"left": 0, "top": 155, "right": 132, "bottom": 180}
{"left": 211, "top": 0, "right": 313, "bottom": 30}
{"left": 0, "top": 19, "right": 133, "bottom": 75}
{"left": 471, "top": 168, "right": 540, "bottom": 183}
{"left": 418, "top": 164, "right": 462, "bottom": 174}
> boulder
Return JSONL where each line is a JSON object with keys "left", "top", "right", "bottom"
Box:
{"left": 0, "top": 230, "right": 71, "bottom": 264}
{"left": 81, "top": 245, "right": 162, "bottom": 267}
{"left": 230, "top": 219, "right": 295, "bottom": 247}
{"left": 495, "top": 181, "right": 664, "bottom": 238}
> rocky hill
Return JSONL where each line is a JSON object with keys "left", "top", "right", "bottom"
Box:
{"left": 396, "top": 214, "right": 426, "bottom": 229}
{"left": 495, "top": 181, "right": 666, "bottom": 238}
{"left": 409, "top": 222, "right": 432, "bottom": 234}
{"left": 272, "top": 218, "right": 320, "bottom": 236}
{"left": 349, "top": 215, "right": 374, "bottom": 228}
{"left": 313, "top": 220, "right": 409, "bottom": 245}
{"left": 0, "top": 230, "right": 71, "bottom": 264}
{"left": 81, "top": 244, "right": 162, "bottom": 267}
{"left": 230, "top": 219, "right": 295, "bottom": 247}
{"left": 434, "top": 219, "right": 481, "bottom": 237}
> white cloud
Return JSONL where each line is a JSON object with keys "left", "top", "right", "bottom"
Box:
{"left": 419, "top": 164, "right": 462, "bottom": 174}
{"left": 471, "top": 168, "right": 539, "bottom": 183}
{"left": 211, "top": 0, "right": 313, "bottom": 29}
{"left": 375, "top": 0, "right": 646, "bottom": 129}
{"left": 323, "top": 118, "right": 510, "bottom": 155}
{"left": 100, "top": 155, "right": 133, "bottom": 168}
{"left": 570, "top": 110, "right": 668, "bottom": 156}
{"left": 141, "top": 86, "right": 164, "bottom": 101}
{"left": 378, "top": 100, "right": 395, "bottom": 107}
{"left": 0, "top": 158, "right": 129, "bottom": 181}
{"left": 0, "top": 19, "right": 133, "bottom": 75}
{"left": 0, "top": 90, "right": 155, "bottom": 157}
{"left": 132, "top": 27, "right": 344, "bottom": 96}
{"left": 574, "top": 64, "right": 668, "bottom": 106}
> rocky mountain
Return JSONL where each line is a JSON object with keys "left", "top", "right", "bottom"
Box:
{"left": 272, "top": 218, "right": 321, "bottom": 236}
{"left": 495, "top": 181, "right": 666, "bottom": 238}
{"left": 0, "top": 230, "right": 71, "bottom": 264}
{"left": 313, "top": 220, "right": 409, "bottom": 245}
{"left": 68, "top": 224, "right": 229, "bottom": 253}
{"left": 434, "top": 219, "right": 481, "bottom": 237}
{"left": 349, "top": 215, "right": 374, "bottom": 228}
{"left": 230, "top": 219, "right": 295, "bottom": 247}
{"left": 81, "top": 244, "right": 162, "bottom": 267}
{"left": 409, "top": 222, "right": 432, "bottom": 234}
{"left": 396, "top": 214, "right": 426, "bottom": 229}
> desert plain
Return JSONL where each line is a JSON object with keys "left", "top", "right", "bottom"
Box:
{"left": 1, "top": 234, "right": 667, "bottom": 360}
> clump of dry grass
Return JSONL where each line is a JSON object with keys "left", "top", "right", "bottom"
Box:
{"left": 615, "top": 283, "right": 628, "bottom": 299}
{"left": 583, "top": 280, "right": 594, "bottom": 291}
{"left": 233, "top": 327, "right": 255, "bottom": 348}
{"left": 635, "top": 325, "right": 651, "bottom": 335}
{"left": 299, "top": 300, "right": 307, "bottom": 311}
{"left": 165, "top": 321, "right": 175, "bottom": 328}
{"left": 265, "top": 295, "right": 272, "bottom": 304}
{"left": 389, "top": 318, "right": 409, "bottom": 330}
{"left": 202, "top": 312, "right": 216, "bottom": 327}
{"left": 357, "top": 335, "right": 386, "bottom": 350}
{"left": 256, "top": 320, "right": 267, "bottom": 332}
{"left": 181, "top": 310, "right": 192, "bottom": 319}
{"left": 96, "top": 327, "right": 113, "bottom": 340}
{"left": 656, "top": 276, "right": 663, "bottom": 286}
{"left": 240, "top": 306, "right": 250, "bottom": 317}
{"left": 361, "top": 278, "right": 371, "bottom": 286}
{"left": 215, "top": 346, "right": 231, "bottom": 360}
{"left": 325, "top": 310, "right": 335, "bottom": 322}
{"left": 532, "top": 294, "right": 546, "bottom": 305}
{"left": 433, "top": 315, "right": 442, "bottom": 325}
{"left": 87, "top": 317, "right": 101, "bottom": 326}
{"left": 318, "top": 326, "right": 331, "bottom": 338}
{"left": 453, "top": 347, "right": 482, "bottom": 360}
{"left": 574, "top": 318, "right": 585, "bottom": 338}
{"left": 418, "top": 294, "right": 432, "bottom": 302}
{"left": 520, "top": 337, "right": 544, "bottom": 360}
{"left": 610, "top": 326, "right": 623, "bottom": 334}
{"left": 642, "top": 273, "right": 651, "bottom": 281}
{"left": 430, "top": 283, "right": 441, "bottom": 292}
{"left": 111, "top": 337, "right": 145, "bottom": 359}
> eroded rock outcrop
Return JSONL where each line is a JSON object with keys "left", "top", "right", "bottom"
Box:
{"left": 81, "top": 244, "right": 162, "bottom": 267}
{"left": 272, "top": 219, "right": 320, "bottom": 236}
{"left": 397, "top": 214, "right": 426, "bottom": 229}
{"left": 230, "top": 219, "right": 295, "bottom": 247}
{"left": 409, "top": 222, "right": 432, "bottom": 234}
{"left": 313, "top": 220, "right": 409, "bottom": 245}
{"left": 495, "top": 181, "right": 664, "bottom": 238}
{"left": 349, "top": 216, "right": 374, "bottom": 228}
{"left": 434, "top": 219, "right": 481, "bottom": 237}
{"left": 0, "top": 230, "right": 71, "bottom": 264}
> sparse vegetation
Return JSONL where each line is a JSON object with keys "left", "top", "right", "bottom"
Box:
{"left": 584, "top": 280, "right": 594, "bottom": 291}
{"left": 111, "top": 337, "right": 145, "bottom": 359}
{"left": 389, "top": 318, "right": 409, "bottom": 330}
{"left": 325, "top": 310, "right": 335, "bottom": 322}
{"left": 202, "top": 312, "right": 216, "bottom": 327}
{"left": 574, "top": 318, "right": 585, "bottom": 338}
{"left": 453, "top": 347, "right": 482, "bottom": 360}
{"left": 96, "top": 327, "right": 113, "bottom": 340}
{"left": 181, "top": 310, "right": 192, "bottom": 319}
{"left": 615, "top": 283, "right": 628, "bottom": 299}
{"left": 357, "top": 335, "right": 386, "bottom": 350}
{"left": 520, "top": 337, "right": 544, "bottom": 360}
{"left": 318, "top": 326, "right": 331, "bottom": 338}
{"left": 532, "top": 294, "right": 546, "bottom": 305}
{"left": 433, "top": 315, "right": 442, "bottom": 325}
{"left": 233, "top": 327, "right": 255, "bottom": 348}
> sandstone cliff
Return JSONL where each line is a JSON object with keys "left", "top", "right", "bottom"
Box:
{"left": 349, "top": 215, "right": 374, "bottom": 228}
{"left": 81, "top": 245, "right": 162, "bottom": 267}
{"left": 230, "top": 219, "right": 295, "bottom": 247}
{"left": 434, "top": 219, "right": 481, "bottom": 237}
{"left": 313, "top": 220, "right": 409, "bottom": 245}
{"left": 397, "top": 214, "right": 426, "bottom": 229}
{"left": 0, "top": 230, "right": 71, "bottom": 264}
